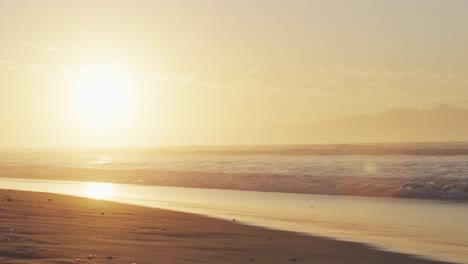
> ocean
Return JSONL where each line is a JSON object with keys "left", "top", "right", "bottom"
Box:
{"left": 1, "top": 147, "right": 468, "bottom": 262}
{"left": 1, "top": 147, "right": 468, "bottom": 201}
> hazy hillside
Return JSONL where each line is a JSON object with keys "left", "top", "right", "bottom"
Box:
{"left": 239, "top": 105, "right": 468, "bottom": 145}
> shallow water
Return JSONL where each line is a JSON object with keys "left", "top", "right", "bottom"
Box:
{"left": 1, "top": 177, "right": 467, "bottom": 263}
{"left": 2, "top": 152, "right": 468, "bottom": 200}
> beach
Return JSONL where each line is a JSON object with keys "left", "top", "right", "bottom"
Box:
{"left": 2, "top": 0, "right": 468, "bottom": 263}
{"left": 0, "top": 189, "right": 455, "bottom": 264}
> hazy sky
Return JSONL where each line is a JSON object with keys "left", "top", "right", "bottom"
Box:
{"left": 1, "top": 0, "right": 468, "bottom": 147}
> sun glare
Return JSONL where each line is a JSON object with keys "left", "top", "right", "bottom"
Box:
{"left": 69, "top": 65, "right": 136, "bottom": 133}
{"left": 85, "top": 182, "right": 114, "bottom": 199}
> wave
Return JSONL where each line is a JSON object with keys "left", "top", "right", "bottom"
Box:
{"left": 1, "top": 151, "right": 468, "bottom": 201}
{"left": 1, "top": 166, "right": 468, "bottom": 201}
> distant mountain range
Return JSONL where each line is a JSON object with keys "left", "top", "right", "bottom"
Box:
{"left": 221, "top": 105, "right": 468, "bottom": 145}
{"left": 142, "top": 104, "right": 468, "bottom": 155}
{"left": 263, "top": 104, "right": 468, "bottom": 145}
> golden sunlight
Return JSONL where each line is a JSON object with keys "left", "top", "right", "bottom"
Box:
{"left": 68, "top": 64, "right": 136, "bottom": 133}
{"left": 85, "top": 182, "right": 114, "bottom": 199}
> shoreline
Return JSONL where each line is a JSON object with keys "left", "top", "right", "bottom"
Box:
{"left": 2, "top": 173, "right": 468, "bottom": 203}
{"left": 0, "top": 189, "right": 456, "bottom": 264}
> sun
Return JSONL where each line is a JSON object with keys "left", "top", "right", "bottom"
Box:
{"left": 69, "top": 64, "right": 136, "bottom": 133}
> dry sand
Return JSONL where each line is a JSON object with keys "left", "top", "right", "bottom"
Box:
{"left": 0, "top": 189, "right": 455, "bottom": 264}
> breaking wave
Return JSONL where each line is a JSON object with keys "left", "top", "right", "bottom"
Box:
{"left": 1, "top": 150, "right": 468, "bottom": 201}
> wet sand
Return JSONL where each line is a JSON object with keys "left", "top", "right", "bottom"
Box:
{"left": 0, "top": 189, "right": 456, "bottom": 264}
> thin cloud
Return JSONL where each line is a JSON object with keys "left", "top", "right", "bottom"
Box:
{"left": 6, "top": 64, "right": 20, "bottom": 71}
{"left": 43, "top": 46, "right": 57, "bottom": 52}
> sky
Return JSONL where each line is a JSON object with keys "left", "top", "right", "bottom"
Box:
{"left": 1, "top": 0, "right": 468, "bottom": 148}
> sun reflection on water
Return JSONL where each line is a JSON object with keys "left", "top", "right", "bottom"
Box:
{"left": 94, "top": 154, "right": 111, "bottom": 165}
{"left": 85, "top": 182, "right": 114, "bottom": 199}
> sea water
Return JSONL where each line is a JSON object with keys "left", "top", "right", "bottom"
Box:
{"left": 1, "top": 150, "right": 468, "bottom": 200}
{"left": 1, "top": 150, "right": 468, "bottom": 262}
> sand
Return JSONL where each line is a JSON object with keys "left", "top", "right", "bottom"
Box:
{"left": 0, "top": 189, "right": 455, "bottom": 264}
